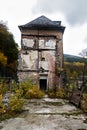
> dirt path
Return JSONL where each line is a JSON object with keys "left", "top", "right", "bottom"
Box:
{"left": 0, "top": 98, "right": 87, "bottom": 130}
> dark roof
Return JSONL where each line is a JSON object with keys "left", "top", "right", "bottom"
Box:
{"left": 19, "top": 15, "right": 65, "bottom": 33}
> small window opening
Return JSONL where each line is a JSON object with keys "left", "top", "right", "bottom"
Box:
{"left": 41, "top": 57, "right": 45, "bottom": 61}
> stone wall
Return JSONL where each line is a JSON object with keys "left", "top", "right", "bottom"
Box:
{"left": 18, "top": 28, "right": 64, "bottom": 89}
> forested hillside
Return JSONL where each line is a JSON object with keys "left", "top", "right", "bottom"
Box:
{"left": 64, "top": 54, "right": 84, "bottom": 62}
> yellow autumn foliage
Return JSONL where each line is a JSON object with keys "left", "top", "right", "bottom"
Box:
{"left": 0, "top": 52, "right": 7, "bottom": 66}
{"left": 0, "top": 94, "right": 2, "bottom": 101}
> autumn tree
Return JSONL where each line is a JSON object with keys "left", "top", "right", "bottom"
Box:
{"left": 79, "top": 49, "right": 87, "bottom": 91}
{"left": 64, "top": 61, "right": 85, "bottom": 89}
{"left": 0, "top": 21, "right": 18, "bottom": 78}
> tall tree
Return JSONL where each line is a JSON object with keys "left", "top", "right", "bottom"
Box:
{"left": 79, "top": 48, "right": 87, "bottom": 58}
{"left": 79, "top": 49, "right": 87, "bottom": 91}
{"left": 0, "top": 21, "right": 18, "bottom": 78}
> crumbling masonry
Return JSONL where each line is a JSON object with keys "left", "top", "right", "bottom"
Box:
{"left": 17, "top": 16, "right": 65, "bottom": 91}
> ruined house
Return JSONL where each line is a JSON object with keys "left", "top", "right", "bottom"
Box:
{"left": 17, "top": 15, "right": 65, "bottom": 91}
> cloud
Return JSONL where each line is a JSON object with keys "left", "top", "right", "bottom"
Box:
{"left": 84, "top": 38, "right": 87, "bottom": 43}
{"left": 32, "top": 0, "right": 87, "bottom": 25}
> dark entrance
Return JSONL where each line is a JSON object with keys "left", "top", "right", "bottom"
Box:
{"left": 39, "top": 79, "right": 47, "bottom": 91}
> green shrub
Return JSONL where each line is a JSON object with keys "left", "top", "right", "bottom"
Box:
{"left": 56, "top": 88, "right": 66, "bottom": 98}
{"left": 48, "top": 87, "right": 66, "bottom": 99}
{"left": 0, "top": 82, "right": 9, "bottom": 95}
{"left": 15, "top": 89, "right": 23, "bottom": 98}
{"left": 9, "top": 96, "right": 24, "bottom": 112}
{"left": 0, "top": 102, "right": 6, "bottom": 114}
{"left": 48, "top": 91, "right": 56, "bottom": 98}
{"left": 25, "top": 86, "right": 45, "bottom": 99}
{"left": 11, "top": 81, "right": 19, "bottom": 92}
{"left": 19, "top": 79, "right": 33, "bottom": 96}
{"left": 18, "top": 80, "right": 45, "bottom": 99}
{"left": 38, "top": 90, "right": 45, "bottom": 98}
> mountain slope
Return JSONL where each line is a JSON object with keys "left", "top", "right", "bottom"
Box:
{"left": 64, "top": 54, "right": 84, "bottom": 62}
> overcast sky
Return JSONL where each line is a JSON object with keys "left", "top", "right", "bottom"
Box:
{"left": 0, "top": 0, "right": 87, "bottom": 55}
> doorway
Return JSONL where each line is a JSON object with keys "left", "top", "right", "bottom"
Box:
{"left": 39, "top": 79, "right": 47, "bottom": 91}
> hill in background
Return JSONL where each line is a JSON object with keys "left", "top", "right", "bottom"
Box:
{"left": 64, "top": 54, "right": 84, "bottom": 62}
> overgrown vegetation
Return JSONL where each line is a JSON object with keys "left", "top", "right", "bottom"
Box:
{"left": 0, "top": 82, "right": 9, "bottom": 95}
{"left": 0, "top": 79, "right": 45, "bottom": 121}
{"left": 0, "top": 48, "right": 87, "bottom": 122}
{"left": 64, "top": 49, "right": 87, "bottom": 90}
{"left": 64, "top": 49, "right": 87, "bottom": 113}
{"left": 17, "top": 79, "right": 45, "bottom": 99}
{"left": 48, "top": 87, "right": 66, "bottom": 99}
{"left": 9, "top": 96, "right": 24, "bottom": 112}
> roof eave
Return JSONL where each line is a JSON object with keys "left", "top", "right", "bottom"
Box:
{"left": 19, "top": 25, "right": 65, "bottom": 33}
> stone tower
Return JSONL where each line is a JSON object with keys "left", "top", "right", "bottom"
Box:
{"left": 17, "top": 15, "right": 65, "bottom": 90}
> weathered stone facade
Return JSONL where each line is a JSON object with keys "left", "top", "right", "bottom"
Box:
{"left": 17, "top": 16, "right": 65, "bottom": 90}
